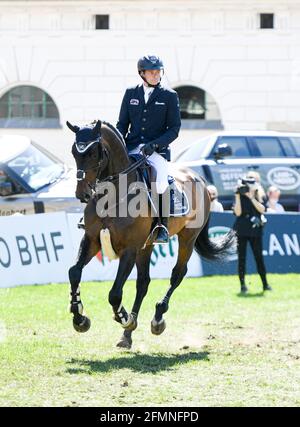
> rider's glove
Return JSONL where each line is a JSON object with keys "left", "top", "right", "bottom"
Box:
{"left": 142, "top": 142, "right": 156, "bottom": 156}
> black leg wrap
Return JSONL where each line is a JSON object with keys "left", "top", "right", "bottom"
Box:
{"left": 113, "top": 306, "right": 129, "bottom": 325}
{"left": 155, "top": 300, "right": 169, "bottom": 320}
{"left": 70, "top": 299, "right": 82, "bottom": 315}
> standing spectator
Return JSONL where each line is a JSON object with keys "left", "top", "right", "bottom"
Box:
{"left": 207, "top": 185, "right": 224, "bottom": 212}
{"left": 266, "top": 186, "right": 285, "bottom": 213}
{"left": 246, "top": 171, "right": 262, "bottom": 185}
{"left": 233, "top": 177, "right": 272, "bottom": 293}
{"left": 245, "top": 171, "right": 267, "bottom": 203}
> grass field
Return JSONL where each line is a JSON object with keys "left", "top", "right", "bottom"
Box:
{"left": 0, "top": 274, "right": 299, "bottom": 407}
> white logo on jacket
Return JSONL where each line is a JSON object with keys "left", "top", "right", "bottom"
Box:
{"left": 155, "top": 101, "right": 166, "bottom": 105}
{"left": 130, "top": 99, "right": 139, "bottom": 105}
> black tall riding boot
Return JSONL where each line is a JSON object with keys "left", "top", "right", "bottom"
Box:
{"left": 240, "top": 282, "right": 248, "bottom": 294}
{"left": 155, "top": 193, "right": 169, "bottom": 244}
{"left": 261, "top": 275, "right": 272, "bottom": 291}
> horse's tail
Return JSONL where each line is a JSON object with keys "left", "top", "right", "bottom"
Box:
{"left": 194, "top": 217, "right": 236, "bottom": 261}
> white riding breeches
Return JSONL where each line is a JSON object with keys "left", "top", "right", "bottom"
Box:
{"left": 129, "top": 144, "right": 169, "bottom": 194}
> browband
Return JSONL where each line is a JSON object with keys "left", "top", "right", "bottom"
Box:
{"left": 75, "top": 138, "right": 101, "bottom": 154}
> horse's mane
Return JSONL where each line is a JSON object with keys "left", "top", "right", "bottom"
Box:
{"left": 89, "top": 119, "right": 125, "bottom": 146}
{"left": 89, "top": 119, "right": 129, "bottom": 161}
{"left": 103, "top": 121, "right": 126, "bottom": 147}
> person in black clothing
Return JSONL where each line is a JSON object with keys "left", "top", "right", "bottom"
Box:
{"left": 233, "top": 177, "right": 272, "bottom": 293}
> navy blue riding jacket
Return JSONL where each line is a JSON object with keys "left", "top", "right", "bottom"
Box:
{"left": 116, "top": 84, "right": 181, "bottom": 160}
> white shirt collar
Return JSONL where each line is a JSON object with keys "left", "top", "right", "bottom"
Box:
{"left": 143, "top": 84, "right": 153, "bottom": 103}
{"left": 143, "top": 84, "right": 153, "bottom": 94}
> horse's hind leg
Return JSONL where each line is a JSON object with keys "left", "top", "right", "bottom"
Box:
{"left": 151, "top": 231, "right": 196, "bottom": 335}
{"left": 117, "top": 245, "right": 153, "bottom": 349}
{"left": 69, "top": 234, "right": 100, "bottom": 333}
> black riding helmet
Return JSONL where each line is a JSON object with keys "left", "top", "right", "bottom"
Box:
{"left": 137, "top": 55, "right": 164, "bottom": 87}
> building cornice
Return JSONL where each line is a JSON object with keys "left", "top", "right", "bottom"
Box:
{"left": 0, "top": 0, "right": 297, "bottom": 5}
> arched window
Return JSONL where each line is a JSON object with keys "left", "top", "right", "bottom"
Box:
{"left": 174, "top": 85, "right": 223, "bottom": 129}
{"left": 0, "top": 85, "right": 60, "bottom": 128}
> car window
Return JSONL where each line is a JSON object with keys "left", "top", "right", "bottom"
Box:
{"left": 279, "top": 137, "right": 297, "bottom": 157}
{"left": 175, "top": 136, "right": 211, "bottom": 161}
{"left": 212, "top": 137, "right": 251, "bottom": 158}
{"left": 253, "top": 137, "right": 284, "bottom": 157}
{"left": 7, "top": 144, "right": 64, "bottom": 191}
{"left": 289, "top": 137, "right": 300, "bottom": 157}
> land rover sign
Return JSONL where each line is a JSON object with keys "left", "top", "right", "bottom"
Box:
{"left": 267, "top": 167, "right": 300, "bottom": 191}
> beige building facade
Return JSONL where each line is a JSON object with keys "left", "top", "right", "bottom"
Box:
{"left": 0, "top": 0, "right": 300, "bottom": 161}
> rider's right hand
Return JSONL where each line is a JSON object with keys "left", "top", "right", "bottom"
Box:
{"left": 142, "top": 142, "right": 156, "bottom": 156}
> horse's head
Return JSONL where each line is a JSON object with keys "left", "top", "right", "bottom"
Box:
{"left": 67, "top": 120, "right": 107, "bottom": 203}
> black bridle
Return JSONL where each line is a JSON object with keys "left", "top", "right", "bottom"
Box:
{"left": 76, "top": 144, "right": 107, "bottom": 181}
{"left": 75, "top": 138, "right": 148, "bottom": 193}
{"left": 75, "top": 137, "right": 108, "bottom": 196}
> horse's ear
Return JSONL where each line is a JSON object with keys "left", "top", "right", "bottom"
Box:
{"left": 92, "top": 120, "right": 102, "bottom": 137}
{"left": 66, "top": 121, "right": 80, "bottom": 133}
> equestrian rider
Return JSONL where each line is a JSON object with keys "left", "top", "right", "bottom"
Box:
{"left": 116, "top": 55, "right": 181, "bottom": 243}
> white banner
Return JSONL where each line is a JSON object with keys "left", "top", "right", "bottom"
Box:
{"left": 0, "top": 212, "right": 202, "bottom": 288}
{"left": 67, "top": 214, "right": 203, "bottom": 282}
{"left": 0, "top": 212, "right": 73, "bottom": 288}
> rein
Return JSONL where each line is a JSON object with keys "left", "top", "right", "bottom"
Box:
{"left": 99, "top": 154, "right": 148, "bottom": 184}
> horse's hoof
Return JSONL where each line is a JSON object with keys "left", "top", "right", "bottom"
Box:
{"left": 123, "top": 314, "right": 138, "bottom": 331}
{"left": 116, "top": 337, "right": 132, "bottom": 349}
{"left": 73, "top": 316, "right": 91, "bottom": 333}
{"left": 151, "top": 318, "right": 166, "bottom": 335}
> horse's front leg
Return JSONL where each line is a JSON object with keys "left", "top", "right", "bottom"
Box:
{"left": 117, "top": 245, "right": 153, "bottom": 349}
{"left": 108, "top": 249, "right": 136, "bottom": 330}
{"left": 69, "top": 233, "right": 100, "bottom": 333}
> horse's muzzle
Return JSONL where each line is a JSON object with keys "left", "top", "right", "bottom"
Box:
{"left": 75, "top": 188, "right": 91, "bottom": 203}
{"left": 77, "top": 193, "right": 90, "bottom": 203}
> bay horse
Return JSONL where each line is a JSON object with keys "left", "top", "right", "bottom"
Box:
{"left": 67, "top": 120, "right": 235, "bottom": 349}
